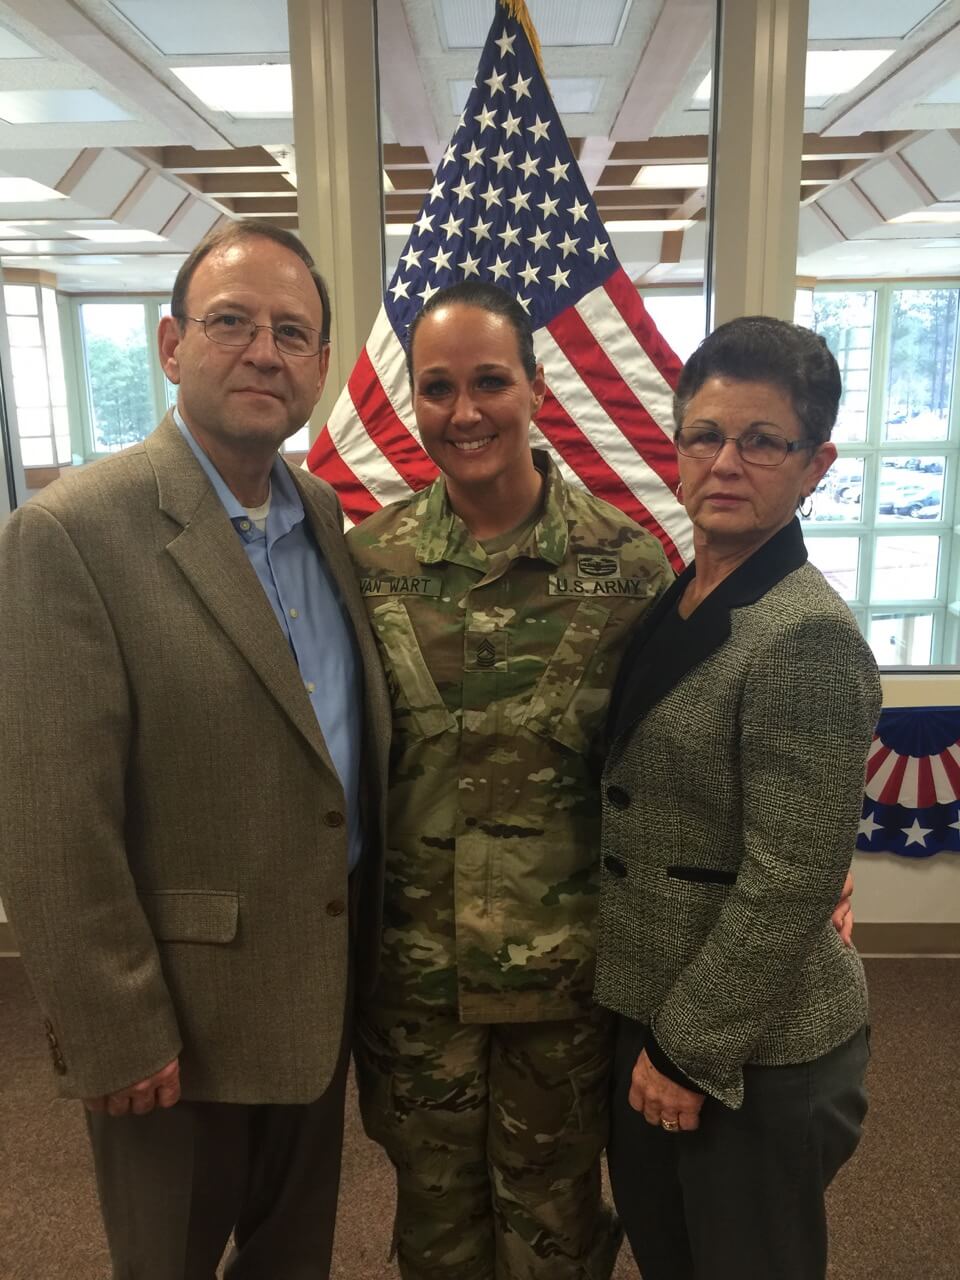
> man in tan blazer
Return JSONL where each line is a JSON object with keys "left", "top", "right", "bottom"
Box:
{"left": 0, "top": 221, "right": 390, "bottom": 1278}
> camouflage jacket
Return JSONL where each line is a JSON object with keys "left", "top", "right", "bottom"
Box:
{"left": 348, "top": 451, "right": 673, "bottom": 1021}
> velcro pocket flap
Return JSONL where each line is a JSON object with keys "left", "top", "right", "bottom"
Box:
{"left": 139, "top": 890, "right": 239, "bottom": 944}
{"left": 372, "top": 598, "right": 456, "bottom": 739}
{"left": 521, "top": 601, "right": 611, "bottom": 752}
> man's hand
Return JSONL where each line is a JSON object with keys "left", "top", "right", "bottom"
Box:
{"left": 84, "top": 1057, "right": 181, "bottom": 1117}
{"left": 831, "top": 870, "right": 855, "bottom": 947}
{"left": 628, "top": 1049, "right": 705, "bottom": 1131}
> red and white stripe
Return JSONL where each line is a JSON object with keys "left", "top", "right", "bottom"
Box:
{"left": 307, "top": 268, "right": 694, "bottom": 568}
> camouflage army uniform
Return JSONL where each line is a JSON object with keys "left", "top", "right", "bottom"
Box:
{"left": 348, "top": 450, "right": 672, "bottom": 1280}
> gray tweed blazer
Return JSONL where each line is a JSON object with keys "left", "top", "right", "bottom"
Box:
{"left": 594, "top": 520, "right": 881, "bottom": 1108}
{"left": 0, "top": 414, "right": 390, "bottom": 1104}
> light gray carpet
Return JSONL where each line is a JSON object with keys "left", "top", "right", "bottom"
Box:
{"left": 1, "top": 958, "right": 957, "bottom": 1279}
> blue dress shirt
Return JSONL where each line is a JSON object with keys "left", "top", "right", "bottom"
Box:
{"left": 174, "top": 410, "right": 363, "bottom": 869}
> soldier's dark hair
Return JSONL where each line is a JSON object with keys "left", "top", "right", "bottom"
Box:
{"left": 674, "top": 315, "right": 841, "bottom": 445}
{"left": 169, "top": 219, "right": 332, "bottom": 342}
{"left": 405, "top": 281, "right": 537, "bottom": 384}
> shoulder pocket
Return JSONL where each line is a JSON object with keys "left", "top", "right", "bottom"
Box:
{"left": 521, "top": 601, "right": 611, "bottom": 753}
{"left": 139, "top": 889, "right": 239, "bottom": 944}
{"left": 371, "top": 598, "right": 456, "bottom": 739}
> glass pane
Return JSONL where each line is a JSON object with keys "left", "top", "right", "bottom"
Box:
{"left": 10, "top": 347, "right": 50, "bottom": 407}
{"left": 794, "top": 289, "right": 814, "bottom": 328}
{"left": 6, "top": 315, "right": 41, "bottom": 346}
{"left": 80, "top": 303, "right": 154, "bottom": 452}
{"left": 869, "top": 613, "right": 934, "bottom": 667}
{"left": 877, "top": 456, "right": 944, "bottom": 522}
{"left": 3, "top": 283, "right": 38, "bottom": 315}
{"left": 883, "top": 289, "right": 959, "bottom": 443}
{"left": 803, "top": 456, "right": 864, "bottom": 523}
{"left": 811, "top": 291, "right": 875, "bottom": 443}
{"left": 283, "top": 425, "right": 310, "bottom": 453}
{"left": 804, "top": 536, "right": 859, "bottom": 600}
{"left": 53, "top": 405, "right": 70, "bottom": 434}
{"left": 56, "top": 435, "right": 72, "bottom": 465}
{"left": 41, "top": 287, "right": 67, "bottom": 401}
{"left": 19, "top": 436, "right": 54, "bottom": 466}
{"left": 872, "top": 536, "right": 940, "bottom": 600}
{"left": 641, "top": 294, "right": 708, "bottom": 362}
{"left": 16, "top": 405, "right": 53, "bottom": 437}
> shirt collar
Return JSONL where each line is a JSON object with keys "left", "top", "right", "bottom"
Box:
{"left": 172, "top": 406, "right": 304, "bottom": 540}
{"left": 414, "top": 448, "right": 570, "bottom": 568}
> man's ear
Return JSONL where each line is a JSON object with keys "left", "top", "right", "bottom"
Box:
{"left": 315, "top": 341, "right": 331, "bottom": 404}
{"left": 158, "top": 314, "right": 183, "bottom": 385}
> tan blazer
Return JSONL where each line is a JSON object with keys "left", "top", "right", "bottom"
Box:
{"left": 0, "top": 414, "right": 390, "bottom": 1105}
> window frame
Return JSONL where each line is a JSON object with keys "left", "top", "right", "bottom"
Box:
{"left": 801, "top": 278, "right": 960, "bottom": 669}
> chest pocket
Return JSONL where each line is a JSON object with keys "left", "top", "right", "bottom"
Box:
{"left": 371, "top": 598, "right": 456, "bottom": 739}
{"left": 520, "top": 601, "right": 612, "bottom": 753}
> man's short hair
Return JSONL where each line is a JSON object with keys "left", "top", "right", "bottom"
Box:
{"left": 170, "top": 220, "right": 332, "bottom": 342}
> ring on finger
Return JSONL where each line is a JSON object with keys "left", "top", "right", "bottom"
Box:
{"left": 661, "top": 1116, "right": 680, "bottom": 1131}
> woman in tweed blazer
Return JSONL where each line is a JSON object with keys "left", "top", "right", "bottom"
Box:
{"left": 595, "top": 317, "right": 881, "bottom": 1280}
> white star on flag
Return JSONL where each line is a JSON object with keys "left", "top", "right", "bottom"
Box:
{"left": 508, "top": 188, "right": 532, "bottom": 213}
{"left": 498, "top": 223, "right": 522, "bottom": 248}
{"left": 527, "top": 225, "right": 551, "bottom": 252}
{"left": 451, "top": 176, "right": 475, "bottom": 203}
{"left": 440, "top": 144, "right": 457, "bottom": 168}
{"left": 460, "top": 252, "right": 481, "bottom": 277}
{"left": 429, "top": 245, "right": 453, "bottom": 272}
{"left": 485, "top": 69, "right": 507, "bottom": 95}
{"left": 549, "top": 264, "right": 571, "bottom": 289}
{"left": 441, "top": 213, "right": 464, "bottom": 240}
{"left": 501, "top": 111, "right": 523, "bottom": 138}
{"left": 494, "top": 29, "right": 515, "bottom": 57}
{"left": 902, "top": 818, "right": 932, "bottom": 848}
{"left": 474, "top": 105, "right": 498, "bottom": 132}
{"left": 518, "top": 260, "right": 540, "bottom": 286}
{"left": 470, "top": 215, "right": 493, "bottom": 241}
{"left": 400, "top": 246, "right": 422, "bottom": 271}
{"left": 462, "top": 142, "right": 485, "bottom": 169}
{"left": 587, "top": 236, "right": 609, "bottom": 263}
{"left": 557, "top": 232, "right": 580, "bottom": 258}
{"left": 537, "top": 193, "right": 560, "bottom": 219}
{"left": 858, "top": 810, "right": 882, "bottom": 840}
{"left": 950, "top": 809, "right": 960, "bottom": 832}
{"left": 547, "top": 158, "right": 570, "bottom": 183}
{"left": 427, "top": 179, "right": 445, "bottom": 204}
{"left": 389, "top": 277, "right": 410, "bottom": 301}
{"left": 518, "top": 153, "right": 541, "bottom": 179}
{"left": 568, "top": 199, "right": 590, "bottom": 223}
{"left": 511, "top": 73, "right": 532, "bottom": 99}
{"left": 413, "top": 211, "right": 434, "bottom": 236}
{"left": 527, "top": 115, "right": 550, "bottom": 142}
{"left": 491, "top": 146, "right": 513, "bottom": 172}
{"left": 418, "top": 281, "right": 438, "bottom": 303}
{"left": 517, "top": 294, "right": 531, "bottom": 313}
{"left": 480, "top": 183, "right": 504, "bottom": 209}
{"left": 490, "top": 255, "right": 512, "bottom": 281}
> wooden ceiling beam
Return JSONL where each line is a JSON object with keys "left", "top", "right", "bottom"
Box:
{"left": 610, "top": 137, "right": 708, "bottom": 164}
{"left": 160, "top": 146, "right": 283, "bottom": 173}
{"left": 228, "top": 196, "right": 299, "bottom": 215}
{"left": 185, "top": 173, "right": 297, "bottom": 196}
{"left": 611, "top": 0, "right": 714, "bottom": 141}
{"left": 382, "top": 144, "right": 431, "bottom": 168}
{"left": 384, "top": 168, "right": 436, "bottom": 191}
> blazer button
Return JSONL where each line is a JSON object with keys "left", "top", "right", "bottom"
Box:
{"left": 323, "top": 810, "right": 345, "bottom": 828}
{"left": 606, "top": 785, "right": 631, "bottom": 809}
{"left": 604, "top": 855, "right": 628, "bottom": 878}
{"left": 325, "top": 899, "right": 346, "bottom": 917}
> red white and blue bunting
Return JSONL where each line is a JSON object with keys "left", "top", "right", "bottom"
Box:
{"left": 858, "top": 707, "right": 960, "bottom": 858}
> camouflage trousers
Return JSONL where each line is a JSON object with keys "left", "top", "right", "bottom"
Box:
{"left": 354, "top": 1000, "right": 621, "bottom": 1280}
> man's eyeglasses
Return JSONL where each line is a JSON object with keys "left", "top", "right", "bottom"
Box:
{"left": 181, "top": 312, "right": 329, "bottom": 358}
{"left": 675, "top": 426, "right": 815, "bottom": 467}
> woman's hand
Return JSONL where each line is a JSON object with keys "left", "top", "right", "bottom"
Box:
{"left": 831, "top": 871, "right": 855, "bottom": 947}
{"left": 629, "top": 1049, "right": 705, "bottom": 1131}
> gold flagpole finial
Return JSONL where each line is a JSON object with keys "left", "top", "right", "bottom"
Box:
{"left": 499, "top": 0, "right": 547, "bottom": 80}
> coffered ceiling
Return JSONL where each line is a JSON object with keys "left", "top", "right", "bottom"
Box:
{"left": 0, "top": 0, "right": 956, "bottom": 293}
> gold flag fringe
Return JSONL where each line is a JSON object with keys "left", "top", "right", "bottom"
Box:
{"left": 499, "top": 0, "right": 547, "bottom": 80}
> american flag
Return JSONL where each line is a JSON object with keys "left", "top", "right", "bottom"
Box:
{"left": 307, "top": 0, "right": 694, "bottom": 569}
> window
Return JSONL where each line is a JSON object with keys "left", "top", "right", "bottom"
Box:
{"left": 3, "top": 282, "right": 70, "bottom": 468}
{"left": 798, "top": 283, "right": 960, "bottom": 667}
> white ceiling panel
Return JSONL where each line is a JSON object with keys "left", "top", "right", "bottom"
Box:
{"left": 924, "top": 71, "right": 960, "bottom": 104}
{"left": 108, "top": 0, "right": 289, "bottom": 56}
{"left": 855, "top": 158, "right": 931, "bottom": 221}
{"left": 807, "top": 0, "right": 945, "bottom": 41}
{"left": 900, "top": 131, "right": 960, "bottom": 200}
{"left": 817, "top": 183, "right": 883, "bottom": 238}
{"left": 436, "top": 0, "right": 631, "bottom": 49}
{"left": 0, "top": 23, "right": 41, "bottom": 58}
{"left": 0, "top": 89, "right": 134, "bottom": 125}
